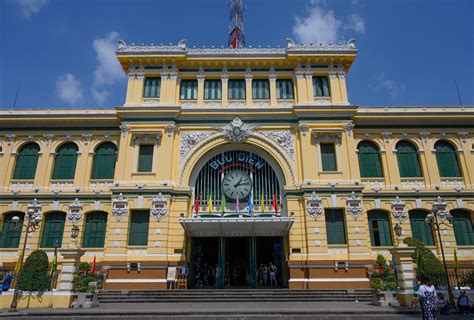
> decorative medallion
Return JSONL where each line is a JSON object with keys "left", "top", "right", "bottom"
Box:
{"left": 391, "top": 196, "right": 407, "bottom": 223}
{"left": 112, "top": 193, "right": 128, "bottom": 220}
{"left": 219, "top": 116, "right": 256, "bottom": 143}
{"left": 346, "top": 192, "right": 363, "bottom": 220}
{"left": 179, "top": 131, "right": 215, "bottom": 164}
{"left": 260, "top": 130, "right": 295, "bottom": 161}
{"left": 432, "top": 196, "right": 450, "bottom": 223}
{"left": 307, "top": 191, "right": 324, "bottom": 219}
{"left": 67, "top": 198, "right": 83, "bottom": 224}
{"left": 151, "top": 193, "right": 168, "bottom": 220}
{"left": 27, "top": 198, "right": 42, "bottom": 221}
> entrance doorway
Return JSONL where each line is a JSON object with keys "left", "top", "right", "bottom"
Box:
{"left": 189, "top": 236, "right": 285, "bottom": 289}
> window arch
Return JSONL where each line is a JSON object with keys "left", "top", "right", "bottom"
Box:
{"left": 40, "top": 211, "right": 66, "bottom": 248}
{"left": 451, "top": 209, "right": 474, "bottom": 246}
{"left": 357, "top": 141, "right": 383, "bottom": 178}
{"left": 0, "top": 212, "right": 24, "bottom": 248}
{"left": 396, "top": 141, "right": 422, "bottom": 178}
{"left": 52, "top": 143, "right": 78, "bottom": 180}
{"left": 434, "top": 140, "right": 461, "bottom": 177}
{"left": 368, "top": 210, "right": 392, "bottom": 246}
{"left": 91, "top": 142, "right": 117, "bottom": 180}
{"left": 83, "top": 211, "right": 107, "bottom": 248}
{"left": 13, "top": 143, "right": 40, "bottom": 180}
{"left": 409, "top": 210, "right": 434, "bottom": 245}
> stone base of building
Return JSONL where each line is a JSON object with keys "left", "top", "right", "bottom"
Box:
{"left": 0, "top": 291, "right": 74, "bottom": 309}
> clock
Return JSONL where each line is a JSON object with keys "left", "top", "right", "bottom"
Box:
{"left": 222, "top": 170, "right": 252, "bottom": 200}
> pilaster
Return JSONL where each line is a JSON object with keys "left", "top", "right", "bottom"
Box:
{"left": 221, "top": 70, "right": 229, "bottom": 106}
{"left": 328, "top": 68, "right": 341, "bottom": 104}
{"left": 389, "top": 246, "right": 416, "bottom": 306}
{"left": 245, "top": 69, "right": 253, "bottom": 106}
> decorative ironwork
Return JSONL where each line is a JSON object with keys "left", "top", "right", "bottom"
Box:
{"left": 151, "top": 193, "right": 168, "bottom": 219}
{"left": 391, "top": 196, "right": 407, "bottom": 223}
{"left": 67, "top": 198, "right": 83, "bottom": 225}
{"left": 307, "top": 192, "right": 324, "bottom": 219}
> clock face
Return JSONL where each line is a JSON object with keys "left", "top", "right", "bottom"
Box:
{"left": 222, "top": 170, "right": 252, "bottom": 200}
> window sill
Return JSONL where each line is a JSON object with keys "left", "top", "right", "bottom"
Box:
{"left": 361, "top": 178, "right": 385, "bottom": 181}
{"left": 440, "top": 177, "right": 463, "bottom": 180}
{"left": 127, "top": 246, "right": 148, "bottom": 249}
{"left": 319, "top": 171, "right": 342, "bottom": 174}
{"left": 0, "top": 248, "right": 21, "bottom": 251}
{"left": 328, "top": 244, "right": 348, "bottom": 248}
{"left": 81, "top": 247, "right": 105, "bottom": 250}
{"left": 371, "top": 246, "right": 394, "bottom": 250}
{"left": 90, "top": 179, "right": 114, "bottom": 182}
{"left": 400, "top": 177, "right": 424, "bottom": 181}
{"left": 455, "top": 245, "right": 474, "bottom": 249}
{"left": 50, "top": 179, "right": 74, "bottom": 182}
{"left": 11, "top": 179, "right": 34, "bottom": 182}
{"left": 132, "top": 172, "right": 155, "bottom": 176}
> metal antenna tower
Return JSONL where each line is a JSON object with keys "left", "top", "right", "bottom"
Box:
{"left": 228, "top": 0, "right": 245, "bottom": 48}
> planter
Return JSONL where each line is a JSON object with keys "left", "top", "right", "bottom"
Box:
{"left": 372, "top": 290, "right": 399, "bottom": 307}
{"left": 71, "top": 291, "right": 99, "bottom": 308}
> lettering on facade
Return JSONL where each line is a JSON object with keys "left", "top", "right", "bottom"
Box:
{"left": 209, "top": 151, "right": 265, "bottom": 170}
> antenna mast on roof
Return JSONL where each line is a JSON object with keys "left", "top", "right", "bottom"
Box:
{"left": 228, "top": 0, "right": 245, "bottom": 48}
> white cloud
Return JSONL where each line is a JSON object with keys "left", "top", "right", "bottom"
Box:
{"left": 91, "top": 32, "right": 125, "bottom": 105}
{"left": 369, "top": 73, "right": 406, "bottom": 98}
{"left": 293, "top": 2, "right": 366, "bottom": 44}
{"left": 15, "top": 0, "right": 48, "bottom": 19}
{"left": 55, "top": 73, "right": 84, "bottom": 105}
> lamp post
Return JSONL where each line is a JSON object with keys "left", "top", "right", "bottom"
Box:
{"left": 425, "top": 197, "right": 454, "bottom": 305}
{"left": 9, "top": 208, "right": 42, "bottom": 312}
{"left": 394, "top": 223, "right": 403, "bottom": 246}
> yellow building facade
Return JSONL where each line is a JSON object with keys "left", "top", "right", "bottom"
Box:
{"left": 0, "top": 38, "right": 473, "bottom": 290}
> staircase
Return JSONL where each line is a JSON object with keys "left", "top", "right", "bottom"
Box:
{"left": 98, "top": 289, "right": 375, "bottom": 303}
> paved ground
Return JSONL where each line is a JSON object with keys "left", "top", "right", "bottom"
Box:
{"left": 0, "top": 301, "right": 471, "bottom": 319}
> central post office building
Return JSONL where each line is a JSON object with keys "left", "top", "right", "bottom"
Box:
{"left": 0, "top": 38, "right": 473, "bottom": 290}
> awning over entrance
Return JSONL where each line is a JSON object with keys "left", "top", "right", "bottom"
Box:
{"left": 179, "top": 216, "right": 294, "bottom": 237}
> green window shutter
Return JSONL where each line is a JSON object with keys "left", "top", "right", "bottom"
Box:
{"left": 368, "top": 211, "right": 392, "bottom": 246}
{"left": 452, "top": 210, "right": 474, "bottom": 246}
{"left": 276, "top": 79, "right": 294, "bottom": 99}
{"left": 435, "top": 141, "right": 461, "bottom": 177}
{"left": 138, "top": 145, "right": 154, "bottom": 172}
{"left": 325, "top": 209, "right": 346, "bottom": 245}
{"left": 312, "top": 77, "right": 330, "bottom": 97}
{"left": 144, "top": 78, "right": 161, "bottom": 98}
{"left": 83, "top": 212, "right": 107, "bottom": 248}
{"left": 396, "top": 141, "right": 422, "bottom": 178}
{"left": 358, "top": 141, "right": 383, "bottom": 178}
{"left": 320, "top": 143, "right": 337, "bottom": 171}
{"left": 228, "top": 80, "right": 245, "bottom": 100}
{"left": 13, "top": 143, "right": 40, "bottom": 180}
{"left": 321, "top": 77, "right": 330, "bottom": 96}
{"left": 252, "top": 80, "right": 269, "bottom": 100}
{"left": 91, "top": 142, "right": 117, "bottom": 179}
{"left": 0, "top": 212, "right": 24, "bottom": 248}
{"left": 180, "top": 80, "right": 198, "bottom": 100}
{"left": 204, "top": 80, "right": 221, "bottom": 100}
{"left": 52, "top": 143, "right": 78, "bottom": 180}
{"left": 40, "top": 212, "right": 65, "bottom": 248}
{"left": 409, "top": 211, "right": 434, "bottom": 246}
{"left": 128, "top": 210, "right": 150, "bottom": 246}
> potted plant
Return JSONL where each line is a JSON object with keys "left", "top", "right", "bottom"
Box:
{"left": 370, "top": 254, "right": 397, "bottom": 306}
{"left": 71, "top": 262, "right": 99, "bottom": 308}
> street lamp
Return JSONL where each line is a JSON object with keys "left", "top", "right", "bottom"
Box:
{"left": 394, "top": 223, "right": 403, "bottom": 246}
{"left": 425, "top": 196, "right": 454, "bottom": 305}
{"left": 9, "top": 208, "right": 42, "bottom": 312}
{"left": 70, "top": 225, "right": 80, "bottom": 248}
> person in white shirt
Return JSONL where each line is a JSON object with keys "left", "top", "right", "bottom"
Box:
{"left": 413, "top": 276, "right": 438, "bottom": 320}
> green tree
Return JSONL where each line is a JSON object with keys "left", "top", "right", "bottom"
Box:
{"left": 370, "top": 254, "right": 397, "bottom": 291}
{"left": 404, "top": 237, "right": 445, "bottom": 286}
{"left": 18, "top": 250, "right": 50, "bottom": 291}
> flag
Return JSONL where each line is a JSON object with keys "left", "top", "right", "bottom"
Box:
{"left": 14, "top": 258, "right": 21, "bottom": 274}
{"left": 272, "top": 193, "right": 278, "bottom": 215}
{"left": 454, "top": 248, "right": 459, "bottom": 270}
{"left": 194, "top": 194, "right": 199, "bottom": 215}
{"left": 49, "top": 251, "right": 57, "bottom": 276}
{"left": 247, "top": 194, "right": 253, "bottom": 214}
{"left": 221, "top": 195, "right": 226, "bottom": 214}
{"left": 90, "top": 256, "right": 96, "bottom": 274}
{"left": 208, "top": 195, "right": 213, "bottom": 213}
{"left": 230, "top": 28, "right": 238, "bottom": 48}
{"left": 260, "top": 194, "right": 265, "bottom": 214}
{"left": 236, "top": 197, "right": 240, "bottom": 213}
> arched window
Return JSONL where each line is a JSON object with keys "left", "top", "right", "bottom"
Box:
{"left": 40, "top": 212, "right": 66, "bottom": 248}
{"left": 396, "top": 141, "right": 422, "bottom": 178}
{"left": 451, "top": 209, "right": 474, "bottom": 246}
{"left": 434, "top": 141, "right": 461, "bottom": 177}
{"left": 368, "top": 210, "right": 392, "bottom": 246}
{"left": 0, "top": 212, "right": 24, "bottom": 248}
{"left": 357, "top": 141, "right": 383, "bottom": 178}
{"left": 52, "top": 143, "right": 78, "bottom": 180}
{"left": 83, "top": 211, "right": 107, "bottom": 248}
{"left": 409, "top": 210, "right": 434, "bottom": 246}
{"left": 91, "top": 142, "right": 117, "bottom": 180}
{"left": 13, "top": 143, "right": 40, "bottom": 180}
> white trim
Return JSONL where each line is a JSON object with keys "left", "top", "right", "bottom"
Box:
{"left": 106, "top": 279, "right": 167, "bottom": 283}
{"left": 289, "top": 278, "right": 369, "bottom": 282}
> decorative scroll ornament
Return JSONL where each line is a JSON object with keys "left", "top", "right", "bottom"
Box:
{"left": 391, "top": 196, "right": 407, "bottom": 223}
{"left": 151, "top": 193, "right": 168, "bottom": 220}
{"left": 112, "top": 193, "right": 128, "bottom": 220}
{"left": 346, "top": 192, "right": 363, "bottom": 220}
{"left": 220, "top": 116, "right": 256, "bottom": 143}
{"left": 179, "top": 131, "right": 215, "bottom": 164}
{"left": 67, "top": 198, "right": 83, "bottom": 224}
{"left": 260, "top": 130, "right": 295, "bottom": 161}
{"left": 432, "top": 196, "right": 450, "bottom": 223}
{"left": 27, "top": 198, "right": 42, "bottom": 221}
{"left": 307, "top": 192, "right": 324, "bottom": 219}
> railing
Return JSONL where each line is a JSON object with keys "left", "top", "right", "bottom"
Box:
{"left": 416, "top": 270, "right": 474, "bottom": 290}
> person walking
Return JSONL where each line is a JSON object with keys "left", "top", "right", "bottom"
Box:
{"left": 413, "top": 276, "right": 438, "bottom": 320}
{"left": 262, "top": 265, "right": 268, "bottom": 286}
{"left": 269, "top": 262, "right": 277, "bottom": 287}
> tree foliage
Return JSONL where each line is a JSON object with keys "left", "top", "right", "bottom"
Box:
{"left": 370, "top": 254, "right": 397, "bottom": 291}
{"left": 18, "top": 250, "right": 50, "bottom": 291}
{"left": 404, "top": 237, "right": 446, "bottom": 286}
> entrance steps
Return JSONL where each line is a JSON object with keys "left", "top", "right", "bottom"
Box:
{"left": 98, "top": 289, "right": 375, "bottom": 303}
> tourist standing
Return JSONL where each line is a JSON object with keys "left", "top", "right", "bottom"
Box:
{"left": 455, "top": 290, "right": 470, "bottom": 314}
{"left": 413, "top": 276, "right": 438, "bottom": 320}
{"left": 258, "top": 264, "right": 264, "bottom": 286}
{"left": 262, "top": 265, "right": 268, "bottom": 286}
{"left": 269, "top": 262, "right": 277, "bottom": 287}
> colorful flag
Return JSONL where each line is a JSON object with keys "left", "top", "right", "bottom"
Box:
{"left": 49, "top": 251, "right": 57, "bottom": 276}
{"left": 272, "top": 193, "right": 278, "bottom": 215}
{"left": 454, "top": 248, "right": 459, "bottom": 270}
{"left": 90, "top": 256, "right": 96, "bottom": 274}
{"left": 194, "top": 194, "right": 199, "bottom": 215}
{"left": 230, "top": 28, "right": 238, "bottom": 48}
{"left": 260, "top": 194, "right": 265, "bottom": 214}
{"left": 247, "top": 194, "right": 253, "bottom": 214}
{"left": 208, "top": 195, "right": 213, "bottom": 213}
{"left": 236, "top": 197, "right": 240, "bottom": 213}
{"left": 221, "top": 195, "right": 226, "bottom": 214}
{"left": 14, "top": 258, "right": 21, "bottom": 274}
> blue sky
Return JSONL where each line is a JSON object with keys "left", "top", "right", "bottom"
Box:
{"left": 1, "top": 0, "right": 473, "bottom": 109}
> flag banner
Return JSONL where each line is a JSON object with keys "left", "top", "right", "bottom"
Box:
{"left": 221, "top": 195, "right": 226, "bottom": 214}
{"left": 272, "top": 193, "right": 278, "bottom": 215}
{"left": 208, "top": 195, "right": 213, "bottom": 213}
{"left": 91, "top": 256, "right": 96, "bottom": 274}
{"left": 194, "top": 194, "right": 199, "bottom": 215}
{"left": 50, "top": 251, "right": 58, "bottom": 276}
{"left": 247, "top": 194, "right": 253, "bottom": 214}
{"left": 260, "top": 194, "right": 265, "bottom": 214}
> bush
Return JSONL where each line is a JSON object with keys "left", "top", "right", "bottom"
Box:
{"left": 370, "top": 254, "right": 397, "bottom": 291}
{"left": 73, "top": 267, "right": 96, "bottom": 292}
{"left": 460, "top": 270, "right": 474, "bottom": 288}
{"left": 18, "top": 250, "right": 50, "bottom": 291}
